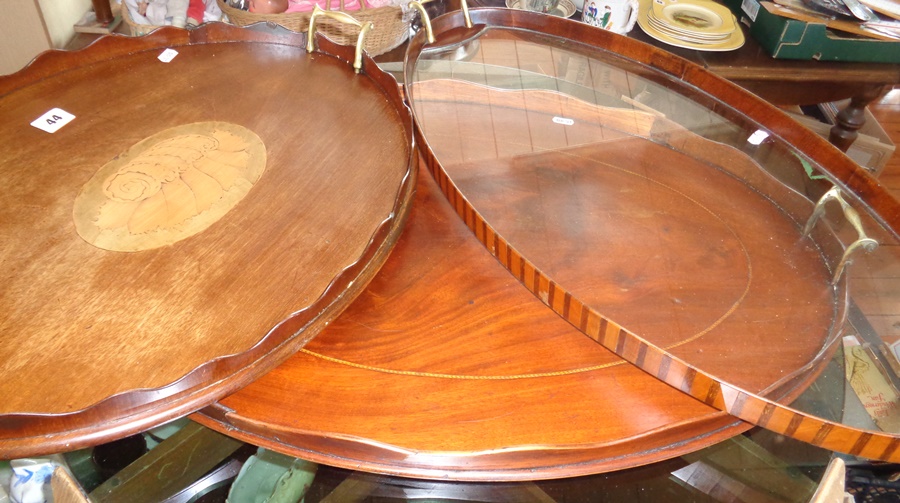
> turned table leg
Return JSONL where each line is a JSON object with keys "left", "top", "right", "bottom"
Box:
{"left": 92, "top": 0, "right": 114, "bottom": 24}
{"left": 829, "top": 85, "right": 887, "bottom": 152}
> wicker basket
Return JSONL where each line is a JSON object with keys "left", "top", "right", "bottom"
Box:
{"left": 121, "top": 2, "right": 165, "bottom": 36}
{"left": 217, "top": 0, "right": 409, "bottom": 56}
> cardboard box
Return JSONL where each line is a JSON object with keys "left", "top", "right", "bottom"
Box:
{"left": 724, "top": 0, "right": 900, "bottom": 63}
{"left": 782, "top": 100, "right": 896, "bottom": 177}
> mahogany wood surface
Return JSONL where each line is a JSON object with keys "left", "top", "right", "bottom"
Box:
{"left": 13, "top": 15, "right": 893, "bottom": 476}
{"left": 194, "top": 165, "right": 751, "bottom": 481}
{"left": 411, "top": 8, "right": 900, "bottom": 239}
{"left": 0, "top": 24, "right": 415, "bottom": 457}
{"left": 195, "top": 13, "right": 900, "bottom": 478}
{"left": 407, "top": 9, "right": 900, "bottom": 462}
{"left": 412, "top": 79, "right": 837, "bottom": 393}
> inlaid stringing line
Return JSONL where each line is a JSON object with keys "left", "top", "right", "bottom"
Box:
{"left": 299, "top": 348, "right": 624, "bottom": 379}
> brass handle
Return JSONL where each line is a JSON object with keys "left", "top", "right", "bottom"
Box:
{"left": 306, "top": 5, "right": 374, "bottom": 73}
{"left": 460, "top": 0, "right": 473, "bottom": 28}
{"left": 408, "top": 0, "right": 436, "bottom": 44}
{"left": 803, "top": 186, "right": 879, "bottom": 284}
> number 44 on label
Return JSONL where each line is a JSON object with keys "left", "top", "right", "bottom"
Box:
{"left": 31, "top": 108, "right": 75, "bottom": 134}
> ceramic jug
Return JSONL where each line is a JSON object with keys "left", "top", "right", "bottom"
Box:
{"left": 581, "top": 0, "right": 638, "bottom": 33}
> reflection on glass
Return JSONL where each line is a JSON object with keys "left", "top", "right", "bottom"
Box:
{"left": 406, "top": 26, "right": 900, "bottom": 442}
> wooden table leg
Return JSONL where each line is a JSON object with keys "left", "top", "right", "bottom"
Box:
{"left": 92, "top": 0, "right": 113, "bottom": 23}
{"left": 829, "top": 85, "right": 887, "bottom": 152}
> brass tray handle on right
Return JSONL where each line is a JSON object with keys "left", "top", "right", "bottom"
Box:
{"left": 803, "top": 186, "right": 879, "bottom": 284}
{"left": 306, "top": 5, "right": 374, "bottom": 73}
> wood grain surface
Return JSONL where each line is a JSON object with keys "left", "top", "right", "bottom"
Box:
{"left": 406, "top": 9, "right": 900, "bottom": 462}
{"left": 412, "top": 79, "right": 837, "bottom": 394}
{"left": 195, "top": 166, "right": 751, "bottom": 481}
{"left": 0, "top": 24, "right": 415, "bottom": 457}
{"left": 198, "top": 13, "right": 900, "bottom": 478}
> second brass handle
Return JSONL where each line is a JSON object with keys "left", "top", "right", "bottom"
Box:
{"left": 409, "top": 0, "right": 436, "bottom": 44}
{"left": 306, "top": 5, "right": 374, "bottom": 73}
{"left": 803, "top": 186, "right": 879, "bottom": 285}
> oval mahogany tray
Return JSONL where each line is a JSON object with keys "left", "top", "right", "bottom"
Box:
{"left": 405, "top": 9, "right": 900, "bottom": 462}
{"left": 0, "top": 23, "right": 415, "bottom": 457}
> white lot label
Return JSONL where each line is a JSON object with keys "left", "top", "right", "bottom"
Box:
{"left": 31, "top": 108, "right": 75, "bottom": 134}
{"left": 158, "top": 48, "right": 179, "bottom": 63}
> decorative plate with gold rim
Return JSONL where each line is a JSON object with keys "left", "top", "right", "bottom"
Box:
{"left": 652, "top": 0, "right": 738, "bottom": 35}
{"left": 639, "top": 0, "right": 744, "bottom": 50}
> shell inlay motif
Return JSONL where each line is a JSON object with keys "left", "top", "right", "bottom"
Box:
{"left": 73, "top": 122, "right": 266, "bottom": 252}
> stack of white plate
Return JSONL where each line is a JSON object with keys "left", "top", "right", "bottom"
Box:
{"left": 638, "top": 0, "right": 745, "bottom": 51}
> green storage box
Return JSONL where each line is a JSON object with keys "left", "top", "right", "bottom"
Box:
{"left": 724, "top": 0, "right": 900, "bottom": 62}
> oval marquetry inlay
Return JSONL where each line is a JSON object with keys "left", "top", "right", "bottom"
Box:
{"left": 73, "top": 122, "right": 266, "bottom": 252}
